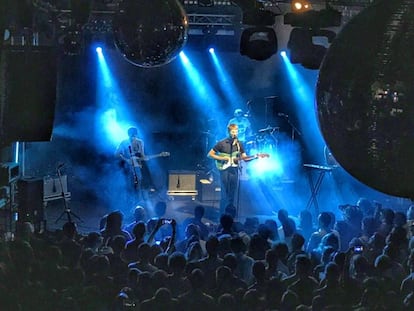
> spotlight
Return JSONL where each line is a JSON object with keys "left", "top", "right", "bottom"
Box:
{"left": 96, "top": 46, "right": 102, "bottom": 53}
{"left": 239, "top": 7, "right": 277, "bottom": 60}
{"left": 284, "top": 5, "right": 341, "bottom": 69}
{"left": 209, "top": 47, "right": 214, "bottom": 53}
{"left": 287, "top": 28, "right": 334, "bottom": 69}
{"left": 240, "top": 26, "right": 278, "bottom": 61}
{"left": 291, "top": 1, "right": 312, "bottom": 12}
{"left": 280, "top": 50, "right": 287, "bottom": 57}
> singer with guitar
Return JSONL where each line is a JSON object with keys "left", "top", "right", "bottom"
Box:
{"left": 208, "top": 123, "right": 269, "bottom": 216}
{"left": 115, "top": 127, "right": 169, "bottom": 209}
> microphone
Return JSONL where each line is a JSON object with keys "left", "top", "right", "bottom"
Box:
{"left": 278, "top": 113, "right": 288, "bottom": 117}
{"left": 176, "top": 176, "right": 180, "bottom": 189}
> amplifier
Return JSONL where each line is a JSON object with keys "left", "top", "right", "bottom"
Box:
{"left": 43, "top": 175, "right": 71, "bottom": 203}
{"left": 43, "top": 175, "right": 68, "bottom": 198}
{"left": 199, "top": 182, "right": 221, "bottom": 202}
{"left": 0, "top": 162, "right": 19, "bottom": 185}
{"left": 167, "top": 170, "right": 198, "bottom": 196}
{"left": 17, "top": 178, "right": 44, "bottom": 225}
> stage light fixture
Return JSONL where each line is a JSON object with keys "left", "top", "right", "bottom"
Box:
{"left": 239, "top": 8, "right": 278, "bottom": 61}
{"left": 284, "top": 5, "right": 341, "bottom": 69}
{"left": 287, "top": 27, "right": 336, "bottom": 69}
{"left": 199, "top": 0, "right": 214, "bottom": 6}
{"left": 240, "top": 26, "right": 278, "bottom": 61}
{"left": 284, "top": 6, "right": 341, "bottom": 28}
{"left": 291, "top": 1, "right": 312, "bottom": 12}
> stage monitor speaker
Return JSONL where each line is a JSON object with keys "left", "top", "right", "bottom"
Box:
{"left": 167, "top": 171, "right": 198, "bottom": 196}
{"left": 200, "top": 182, "right": 221, "bottom": 202}
{"left": 0, "top": 46, "right": 57, "bottom": 145}
{"left": 17, "top": 178, "right": 44, "bottom": 224}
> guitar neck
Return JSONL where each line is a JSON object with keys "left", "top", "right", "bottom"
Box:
{"left": 144, "top": 153, "right": 164, "bottom": 161}
{"left": 215, "top": 152, "right": 269, "bottom": 170}
{"left": 244, "top": 155, "right": 257, "bottom": 162}
{"left": 144, "top": 154, "right": 157, "bottom": 161}
{"left": 245, "top": 153, "right": 269, "bottom": 162}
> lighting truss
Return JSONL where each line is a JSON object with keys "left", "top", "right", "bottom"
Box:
{"left": 181, "top": 0, "right": 233, "bottom": 6}
{"left": 184, "top": 6, "right": 243, "bottom": 49}
{"left": 186, "top": 13, "right": 237, "bottom": 26}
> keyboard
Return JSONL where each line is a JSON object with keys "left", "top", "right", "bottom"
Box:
{"left": 303, "top": 164, "right": 333, "bottom": 171}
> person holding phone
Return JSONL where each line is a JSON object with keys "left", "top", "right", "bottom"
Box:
{"left": 146, "top": 201, "right": 173, "bottom": 243}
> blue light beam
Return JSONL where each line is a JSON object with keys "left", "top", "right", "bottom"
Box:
{"left": 179, "top": 51, "right": 226, "bottom": 124}
{"left": 209, "top": 49, "right": 244, "bottom": 109}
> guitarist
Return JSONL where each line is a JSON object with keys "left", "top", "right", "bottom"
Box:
{"left": 208, "top": 123, "right": 262, "bottom": 216}
{"left": 115, "top": 127, "right": 146, "bottom": 206}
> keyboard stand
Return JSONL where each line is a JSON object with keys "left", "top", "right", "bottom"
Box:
{"left": 304, "top": 164, "right": 332, "bottom": 218}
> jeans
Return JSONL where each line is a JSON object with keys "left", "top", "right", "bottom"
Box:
{"left": 219, "top": 166, "right": 239, "bottom": 215}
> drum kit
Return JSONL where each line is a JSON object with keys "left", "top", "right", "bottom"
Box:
{"left": 237, "top": 126, "right": 279, "bottom": 181}
{"left": 245, "top": 125, "right": 279, "bottom": 155}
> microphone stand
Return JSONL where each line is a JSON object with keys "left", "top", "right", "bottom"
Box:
{"left": 234, "top": 139, "right": 242, "bottom": 219}
{"left": 280, "top": 114, "right": 302, "bottom": 140}
{"left": 55, "top": 166, "right": 82, "bottom": 224}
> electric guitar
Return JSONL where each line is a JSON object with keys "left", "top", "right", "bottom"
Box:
{"left": 215, "top": 152, "right": 269, "bottom": 171}
{"left": 129, "top": 151, "right": 170, "bottom": 168}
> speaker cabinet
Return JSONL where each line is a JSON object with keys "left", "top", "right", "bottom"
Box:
{"left": 17, "top": 178, "right": 44, "bottom": 224}
{"left": 167, "top": 171, "right": 198, "bottom": 197}
{"left": 0, "top": 46, "right": 57, "bottom": 145}
{"left": 200, "top": 182, "right": 221, "bottom": 202}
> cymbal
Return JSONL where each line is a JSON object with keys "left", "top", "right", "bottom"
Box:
{"left": 258, "top": 126, "right": 279, "bottom": 133}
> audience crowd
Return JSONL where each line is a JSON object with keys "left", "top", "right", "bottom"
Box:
{"left": 1, "top": 198, "right": 414, "bottom": 310}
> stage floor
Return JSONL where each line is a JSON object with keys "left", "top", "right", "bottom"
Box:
{"left": 41, "top": 184, "right": 285, "bottom": 235}
{"left": 33, "top": 175, "right": 412, "bottom": 236}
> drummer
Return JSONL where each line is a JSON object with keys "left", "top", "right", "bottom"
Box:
{"left": 227, "top": 108, "right": 252, "bottom": 143}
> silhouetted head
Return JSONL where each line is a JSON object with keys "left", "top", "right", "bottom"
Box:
{"left": 127, "top": 127, "right": 138, "bottom": 138}
{"left": 133, "top": 206, "right": 146, "bottom": 222}
{"left": 194, "top": 205, "right": 205, "bottom": 219}
{"left": 154, "top": 201, "right": 167, "bottom": 217}
{"left": 220, "top": 213, "right": 234, "bottom": 231}
{"left": 318, "top": 212, "right": 332, "bottom": 230}
{"left": 234, "top": 108, "right": 243, "bottom": 117}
